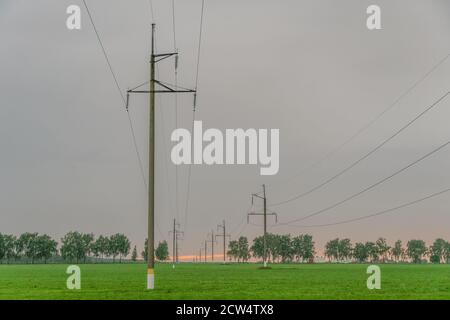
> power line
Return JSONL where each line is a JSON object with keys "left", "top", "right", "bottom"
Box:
{"left": 233, "top": 223, "right": 248, "bottom": 240}
{"left": 266, "top": 53, "right": 450, "bottom": 191}
{"left": 82, "top": 0, "right": 126, "bottom": 105}
{"left": 171, "top": 0, "right": 177, "bottom": 50}
{"left": 82, "top": 0, "right": 148, "bottom": 190}
{"left": 287, "top": 187, "right": 450, "bottom": 228}
{"left": 229, "top": 204, "right": 253, "bottom": 239}
{"left": 275, "top": 120, "right": 450, "bottom": 226}
{"left": 270, "top": 91, "right": 450, "bottom": 207}
{"left": 126, "top": 111, "right": 148, "bottom": 189}
{"left": 194, "top": 0, "right": 205, "bottom": 93}
{"left": 182, "top": 0, "right": 206, "bottom": 234}
{"left": 230, "top": 213, "right": 248, "bottom": 236}
{"left": 82, "top": 0, "right": 167, "bottom": 242}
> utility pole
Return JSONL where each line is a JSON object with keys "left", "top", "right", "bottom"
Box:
{"left": 127, "top": 24, "right": 196, "bottom": 289}
{"left": 216, "top": 220, "right": 231, "bottom": 263}
{"left": 176, "top": 232, "right": 184, "bottom": 263}
{"left": 169, "top": 219, "right": 183, "bottom": 268}
{"left": 207, "top": 230, "right": 217, "bottom": 262}
{"left": 204, "top": 240, "right": 207, "bottom": 263}
{"left": 175, "top": 226, "right": 178, "bottom": 264}
{"left": 248, "top": 184, "right": 277, "bottom": 268}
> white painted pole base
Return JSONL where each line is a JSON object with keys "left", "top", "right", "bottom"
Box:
{"left": 263, "top": 261, "right": 267, "bottom": 268}
{"left": 147, "top": 269, "right": 155, "bottom": 289}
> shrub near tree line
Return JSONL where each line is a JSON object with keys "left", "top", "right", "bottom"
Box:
{"left": 142, "top": 239, "right": 170, "bottom": 262}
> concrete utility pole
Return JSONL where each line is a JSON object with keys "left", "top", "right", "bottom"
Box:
{"left": 126, "top": 24, "right": 196, "bottom": 289}
{"left": 176, "top": 232, "right": 184, "bottom": 263}
{"left": 169, "top": 219, "right": 183, "bottom": 268}
{"left": 207, "top": 230, "right": 217, "bottom": 262}
{"left": 147, "top": 23, "right": 156, "bottom": 290}
{"left": 175, "top": 226, "right": 178, "bottom": 264}
{"left": 216, "top": 220, "right": 231, "bottom": 263}
{"left": 248, "top": 184, "right": 277, "bottom": 268}
{"left": 172, "top": 219, "right": 177, "bottom": 266}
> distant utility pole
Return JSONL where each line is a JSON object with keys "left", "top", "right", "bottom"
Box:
{"left": 176, "top": 232, "right": 184, "bottom": 263}
{"left": 199, "top": 248, "right": 202, "bottom": 263}
{"left": 204, "top": 240, "right": 207, "bottom": 263}
{"left": 206, "top": 230, "right": 217, "bottom": 262}
{"left": 169, "top": 218, "right": 183, "bottom": 268}
{"left": 126, "top": 24, "right": 195, "bottom": 290}
{"left": 248, "top": 184, "right": 277, "bottom": 268}
{"left": 216, "top": 220, "right": 231, "bottom": 263}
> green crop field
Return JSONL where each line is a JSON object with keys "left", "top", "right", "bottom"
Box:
{"left": 1, "top": 263, "right": 450, "bottom": 300}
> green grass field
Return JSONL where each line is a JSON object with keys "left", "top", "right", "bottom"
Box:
{"left": 1, "top": 263, "right": 450, "bottom": 300}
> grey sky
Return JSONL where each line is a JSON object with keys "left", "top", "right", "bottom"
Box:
{"left": 1, "top": 0, "right": 450, "bottom": 258}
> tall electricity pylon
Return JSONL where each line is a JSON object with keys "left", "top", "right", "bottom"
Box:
{"left": 216, "top": 220, "right": 230, "bottom": 263}
{"left": 127, "top": 24, "right": 195, "bottom": 289}
{"left": 207, "top": 230, "right": 217, "bottom": 262}
{"left": 248, "top": 184, "right": 277, "bottom": 267}
{"left": 169, "top": 218, "right": 183, "bottom": 268}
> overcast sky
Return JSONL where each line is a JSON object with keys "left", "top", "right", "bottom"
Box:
{"left": 1, "top": 0, "right": 450, "bottom": 258}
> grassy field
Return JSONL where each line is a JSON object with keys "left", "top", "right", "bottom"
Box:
{"left": 1, "top": 263, "right": 450, "bottom": 299}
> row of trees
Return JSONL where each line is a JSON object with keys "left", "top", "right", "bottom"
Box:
{"left": 226, "top": 235, "right": 450, "bottom": 264}
{"left": 60, "top": 232, "right": 131, "bottom": 263}
{"left": 227, "top": 233, "right": 315, "bottom": 263}
{"left": 3, "top": 232, "right": 450, "bottom": 264}
{"left": 0, "top": 232, "right": 132, "bottom": 264}
{"left": 0, "top": 233, "right": 57, "bottom": 263}
{"left": 324, "top": 238, "right": 450, "bottom": 264}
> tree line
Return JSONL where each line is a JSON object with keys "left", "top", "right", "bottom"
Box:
{"left": 227, "top": 234, "right": 450, "bottom": 264}
{"left": 3, "top": 231, "right": 450, "bottom": 264}
{"left": 60, "top": 232, "right": 131, "bottom": 263}
{"left": 324, "top": 237, "right": 450, "bottom": 264}
{"left": 227, "top": 234, "right": 315, "bottom": 263}
{"left": 0, "top": 232, "right": 133, "bottom": 264}
{"left": 0, "top": 232, "right": 173, "bottom": 264}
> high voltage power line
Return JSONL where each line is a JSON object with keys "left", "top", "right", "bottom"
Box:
{"left": 171, "top": 0, "right": 180, "bottom": 223}
{"left": 81, "top": 0, "right": 170, "bottom": 242}
{"left": 82, "top": 0, "right": 147, "bottom": 192}
{"left": 267, "top": 53, "right": 450, "bottom": 191}
{"left": 182, "top": 0, "right": 206, "bottom": 236}
{"left": 147, "top": 0, "right": 155, "bottom": 22}
{"left": 273, "top": 117, "right": 450, "bottom": 226}
{"left": 270, "top": 90, "right": 450, "bottom": 207}
{"left": 80, "top": 1, "right": 450, "bottom": 260}
{"left": 286, "top": 187, "right": 450, "bottom": 229}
